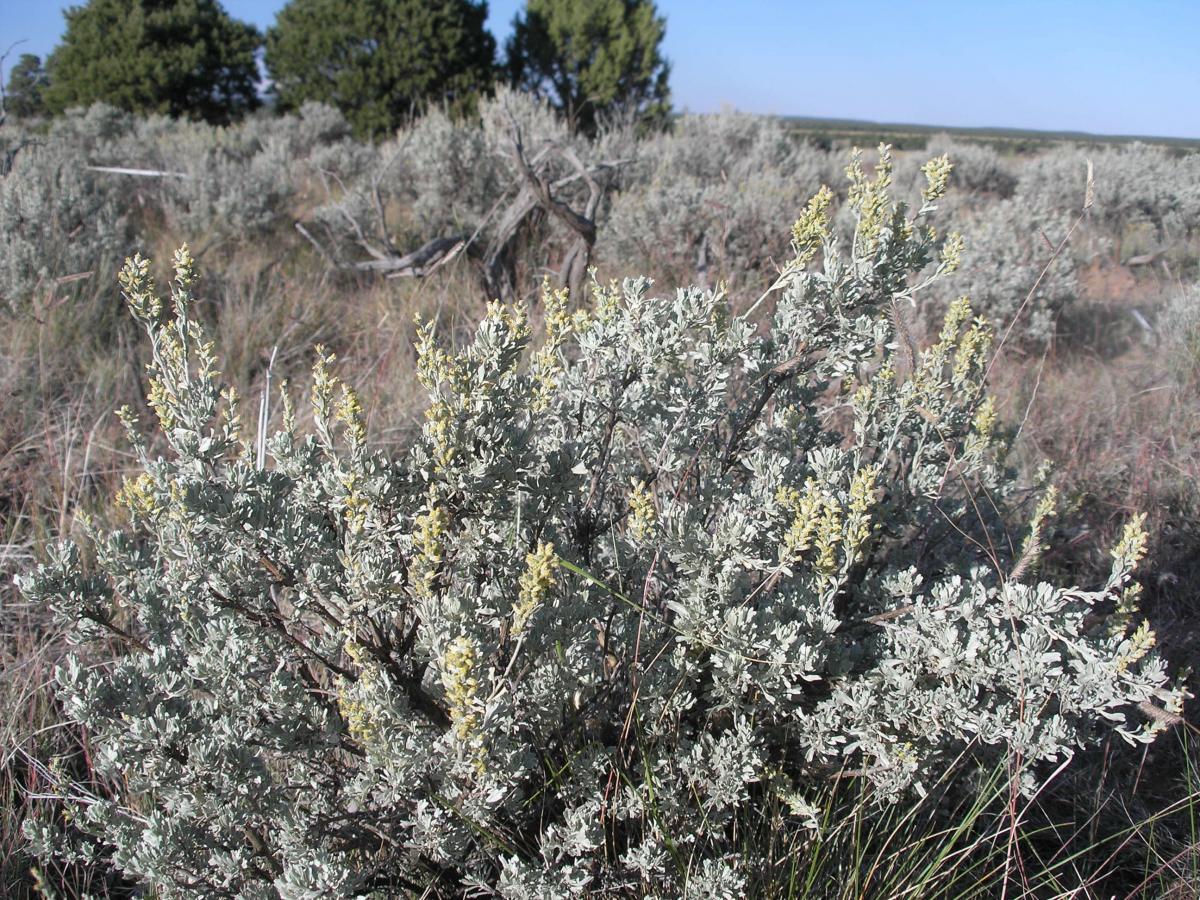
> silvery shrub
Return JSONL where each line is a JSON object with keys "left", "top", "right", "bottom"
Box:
{"left": 1019, "top": 142, "right": 1200, "bottom": 240}
{"left": 0, "top": 102, "right": 358, "bottom": 314}
{"left": 922, "top": 196, "right": 1080, "bottom": 346}
{"left": 0, "top": 118, "right": 131, "bottom": 312}
{"left": 897, "top": 135, "right": 1017, "bottom": 200}
{"left": 20, "top": 148, "right": 1183, "bottom": 897}
{"left": 306, "top": 87, "right": 590, "bottom": 266}
{"left": 600, "top": 111, "right": 838, "bottom": 284}
{"left": 1159, "top": 279, "right": 1200, "bottom": 385}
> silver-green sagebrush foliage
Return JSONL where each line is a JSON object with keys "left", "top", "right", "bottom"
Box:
{"left": 0, "top": 128, "right": 130, "bottom": 312}
{"left": 601, "top": 111, "right": 838, "bottom": 286}
{"left": 20, "top": 151, "right": 1185, "bottom": 897}
{"left": 922, "top": 196, "right": 1081, "bottom": 346}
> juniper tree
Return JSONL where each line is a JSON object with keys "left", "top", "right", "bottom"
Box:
{"left": 3, "top": 53, "right": 50, "bottom": 120}
{"left": 506, "top": 0, "right": 670, "bottom": 135}
{"left": 43, "top": 0, "right": 261, "bottom": 124}
{"left": 265, "top": 0, "right": 496, "bottom": 138}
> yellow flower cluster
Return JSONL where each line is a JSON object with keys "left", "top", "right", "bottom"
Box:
{"left": 424, "top": 400, "right": 456, "bottom": 470}
{"left": 221, "top": 386, "right": 244, "bottom": 447}
{"left": 777, "top": 479, "right": 823, "bottom": 561}
{"left": 972, "top": 396, "right": 998, "bottom": 440}
{"left": 778, "top": 466, "right": 878, "bottom": 577}
{"left": 512, "top": 542, "right": 557, "bottom": 634}
{"left": 118, "top": 254, "right": 161, "bottom": 322}
{"left": 938, "top": 296, "right": 973, "bottom": 349}
{"left": 414, "top": 318, "right": 457, "bottom": 393}
{"left": 337, "top": 686, "right": 375, "bottom": 746}
{"left": 418, "top": 305, "right": 537, "bottom": 467}
{"left": 592, "top": 280, "right": 622, "bottom": 324}
{"left": 531, "top": 281, "right": 573, "bottom": 411}
{"left": 340, "top": 470, "right": 369, "bottom": 534}
{"left": 279, "top": 378, "right": 296, "bottom": 435}
{"left": 490, "top": 298, "right": 531, "bottom": 344}
{"left": 852, "top": 381, "right": 873, "bottom": 412}
{"left": 310, "top": 344, "right": 339, "bottom": 425}
{"left": 172, "top": 243, "right": 197, "bottom": 291}
{"left": 1111, "top": 513, "right": 1148, "bottom": 569}
{"left": 892, "top": 741, "right": 917, "bottom": 767}
{"left": 628, "top": 480, "right": 657, "bottom": 543}
{"left": 1016, "top": 485, "right": 1059, "bottom": 576}
{"left": 847, "top": 144, "right": 894, "bottom": 249}
{"left": 941, "top": 232, "right": 965, "bottom": 273}
{"left": 791, "top": 185, "right": 833, "bottom": 265}
{"left": 1115, "top": 620, "right": 1156, "bottom": 675}
{"left": 335, "top": 385, "right": 366, "bottom": 449}
{"left": 146, "top": 375, "right": 178, "bottom": 431}
{"left": 1111, "top": 582, "right": 1143, "bottom": 637}
{"left": 916, "top": 296, "right": 992, "bottom": 394}
{"left": 813, "top": 501, "right": 843, "bottom": 576}
{"left": 116, "top": 472, "right": 157, "bottom": 518}
{"left": 921, "top": 154, "right": 954, "bottom": 203}
{"left": 410, "top": 488, "right": 449, "bottom": 602}
{"left": 844, "top": 465, "right": 880, "bottom": 560}
{"left": 952, "top": 317, "right": 993, "bottom": 384}
{"left": 443, "top": 635, "right": 484, "bottom": 768}
{"left": 336, "top": 641, "right": 379, "bottom": 746}
{"left": 145, "top": 329, "right": 197, "bottom": 431}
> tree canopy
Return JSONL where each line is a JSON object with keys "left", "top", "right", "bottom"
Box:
{"left": 506, "top": 0, "right": 670, "bottom": 135}
{"left": 43, "top": 0, "right": 261, "bottom": 124}
{"left": 3, "top": 54, "right": 50, "bottom": 120}
{"left": 264, "top": 0, "right": 497, "bottom": 138}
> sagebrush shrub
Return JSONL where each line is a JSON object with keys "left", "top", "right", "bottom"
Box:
{"left": 20, "top": 151, "right": 1184, "bottom": 897}
{"left": 0, "top": 129, "right": 131, "bottom": 312}
{"left": 600, "top": 112, "right": 838, "bottom": 283}
{"left": 1019, "top": 142, "right": 1200, "bottom": 239}
{"left": 0, "top": 102, "right": 361, "bottom": 315}
{"left": 896, "top": 135, "right": 1018, "bottom": 200}
{"left": 308, "top": 87, "right": 592, "bottom": 264}
{"left": 923, "top": 195, "right": 1081, "bottom": 346}
{"left": 1160, "top": 280, "right": 1200, "bottom": 385}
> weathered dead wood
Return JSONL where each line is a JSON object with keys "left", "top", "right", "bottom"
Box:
{"left": 505, "top": 129, "right": 606, "bottom": 300}
{"left": 295, "top": 120, "right": 627, "bottom": 300}
{"left": 383, "top": 235, "right": 467, "bottom": 279}
{"left": 1125, "top": 249, "right": 1164, "bottom": 267}
{"left": 296, "top": 223, "right": 469, "bottom": 278}
{"left": 85, "top": 165, "right": 189, "bottom": 179}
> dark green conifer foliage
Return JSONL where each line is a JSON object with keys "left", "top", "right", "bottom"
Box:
{"left": 506, "top": 0, "right": 670, "bottom": 135}
{"left": 264, "top": 0, "right": 496, "bottom": 139}
{"left": 3, "top": 54, "right": 50, "bottom": 120}
{"left": 43, "top": 0, "right": 261, "bottom": 124}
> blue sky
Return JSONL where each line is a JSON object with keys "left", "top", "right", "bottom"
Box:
{"left": 3, "top": 0, "right": 1197, "bottom": 138}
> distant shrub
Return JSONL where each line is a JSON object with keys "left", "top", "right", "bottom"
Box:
{"left": 894, "top": 134, "right": 1017, "bottom": 200}
{"left": 0, "top": 99, "right": 381, "bottom": 318}
{"left": 1160, "top": 281, "right": 1200, "bottom": 385}
{"left": 105, "top": 105, "right": 360, "bottom": 240}
{"left": 306, "top": 87, "right": 598, "bottom": 275}
{"left": 1019, "top": 143, "right": 1200, "bottom": 240}
{"left": 600, "top": 112, "right": 838, "bottom": 283}
{"left": 401, "top": 86, "right": 578, "bottom": 233}
{"left": 923, "top": 196, "right": 1080, "bottom": 347}
{"left": 0, "top": 131, "right": 130, "bottom": 312}
{"left": 21, "top": 151, "right": 1183, "bottom": 897}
